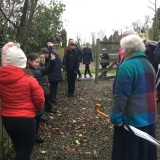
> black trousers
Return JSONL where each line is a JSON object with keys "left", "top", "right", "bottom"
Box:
{"left": 77, "top": 62, "right": 81, "bottom": 76}
{"left": 84, "top": 64, "right": 91, "bottom": 76}
{"left": 67, "top": 71, "right": 77, "bottom": 94}
{"left": 49, "top": 82, "right": 58, "bottom": 100}
{"left": 35, "top": 115, "right": 41, "bottom": 135}
{"left": 44, "top": 94, "right": 53, "bottom": 110}
{"left": 2, "top": 117, "right": 36, "bottom": 160}
{"left": 77, "top": 70, "right": 81, "bottom": 77}
{"left": 112, "top": 124, "right": 157, "bottom": 160}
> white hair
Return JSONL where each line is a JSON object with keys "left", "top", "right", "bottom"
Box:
{"left": 120, "top": 35, "right": 146, "bottom": 53}
{"left": 122, "top": 30, "right": 137, "bottom": 38}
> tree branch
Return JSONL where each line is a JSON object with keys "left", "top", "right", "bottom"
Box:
{"left": 0, "top": 7, "right": 18, "bottom": 29}
{"left": 147, "top": 6, "right": 155, "bottom": 12}
{"left": 148, "top": 0, "right": 155, "bottom": 5}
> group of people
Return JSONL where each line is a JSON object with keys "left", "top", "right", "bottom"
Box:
{"left": 0, "top": 39, "right": 94, "bottom": 159}
{"left": 0, "top": 31, "right": 160, "bottom": 160}
{"left": 63, "top": 39, "right": 93, "bottom": 96}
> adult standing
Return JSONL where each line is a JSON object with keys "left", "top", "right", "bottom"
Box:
{"left": 110, "top": 35, "right": 157, "bottom": 160}
{"left": 0, "top": 42, "right": 44, "bottom": 160}
{"left": 154, "top": 40, "right": 160, "bottom": 103}
{"left": 75, "top": 43, "right": 83, "bottom": 78}
{"left": 82, "top": 42, "right": 93, "bottom": 78}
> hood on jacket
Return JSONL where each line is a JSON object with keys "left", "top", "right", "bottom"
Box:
{"left": 145, "top": 40, "right": 158, "bottom": 46}
{"left": 0, "top": 65, "right": 26, "bottom": 84}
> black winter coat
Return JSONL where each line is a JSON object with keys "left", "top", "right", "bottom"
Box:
{"left": 145, "top": 40, "right": 157, "bottom": 72}
{"left": 63, "top": 49, "right": 79, "bottom": 72}
{"left": 154, "top": 40, "right": 160, "bottom": 70}
{"left": 82, "top": 47, "right": 93, "bottom": 64}
{"left": 48, "top": 52, "right": 63, "bottom": 83}
{"left": 76, "top": 47, "right": 83, "bottom": 62}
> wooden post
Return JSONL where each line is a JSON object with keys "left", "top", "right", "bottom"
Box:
{"left": 95, "top": 39, "right": 100, "bottom": 83}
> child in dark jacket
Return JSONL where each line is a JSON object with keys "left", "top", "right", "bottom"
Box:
{"left": 47, "top": 45, "right": 63, "bottom": 103}
{"left": 63, "top": 42, "right": 79, "bottom": 97}
{"left": 27, "top": 52, "right": 56, "bottom": 143}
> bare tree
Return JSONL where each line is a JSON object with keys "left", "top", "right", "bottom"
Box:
{"left": 97, "top": 29, "right": 106, "bottom": 40}
{"left": 147, "top": 0, "right": 158, "bottom": 29}
{"left": 76, "top": 33, "right": 83, "bottom": 47}
{"left": 0, "top": 0, "right": 39, "bottom": 52}
{"left": 132, "top": 15, "right": 151, "bottom": 33}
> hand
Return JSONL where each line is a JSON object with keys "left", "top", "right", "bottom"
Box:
{"left": 50, "top": 53, "right": 56, "bottom": 60}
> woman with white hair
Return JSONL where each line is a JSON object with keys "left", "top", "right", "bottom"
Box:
{"left": 118, "top": 29, "right": 137, "bottom": 64}
{"left": 110, "top": 35, "right": 157, "bottom": 160}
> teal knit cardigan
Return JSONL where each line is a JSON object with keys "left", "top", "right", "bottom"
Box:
{"left": 110, "top": 51, "right": 157, "bottom": 127}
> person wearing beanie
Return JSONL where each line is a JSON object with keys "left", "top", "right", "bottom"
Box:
{"left": 0, "top": 42, "right": 45, "bottom": 160}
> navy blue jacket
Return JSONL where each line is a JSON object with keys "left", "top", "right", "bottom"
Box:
{"left": 48, "top": 52, "right": 63, "bottom": 83}
{"left": 154, "top": 40, "right": 160, "bottom": 70}
{"left": 63, "top": 48, "right": 79, "bottom": 72}
{"left": 76, "top": 47, "right": 83, "bottom": 62}
{"left": 28, "top": 60, "right": 55, "bottom": 86}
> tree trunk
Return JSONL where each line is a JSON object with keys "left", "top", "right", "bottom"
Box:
{"left": 16, "top": 0, "right": 38, "bottom": 53}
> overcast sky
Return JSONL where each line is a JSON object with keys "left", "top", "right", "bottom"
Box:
{"left": 61, "top": 0, "right": 160, "bottom": 43}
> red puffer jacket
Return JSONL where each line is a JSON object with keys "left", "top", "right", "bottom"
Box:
{"left": 0, "top": 66, "right": 44, "bottom": 118}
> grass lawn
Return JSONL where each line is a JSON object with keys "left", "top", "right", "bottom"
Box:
{"left": 80, "top": 68, "right": 116, "bottom": 75}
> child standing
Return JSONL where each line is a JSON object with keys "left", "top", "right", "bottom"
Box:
{"left": 27, "top": 52, "right": 56, "bottom": 143}
{"left": 0, "top": 42, "right": 44, "bottom": 160}
{"left": 47, "top": 44, "right": 63, "bottom": 104}
{"left": 63, "top": 42, "right": 79, "bottom": 97}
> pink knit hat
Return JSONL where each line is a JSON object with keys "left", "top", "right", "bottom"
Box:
{"left": 2, "top": 42, "right": 27, "bottom": 68}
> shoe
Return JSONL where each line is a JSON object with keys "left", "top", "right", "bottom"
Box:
{"left": 68, "top": 93, "right": 74, "bottom": 97}
{"left": 71, "top": 94, "right": 74, "bottom": 97}
{"left": 45, "top": 108, "right": 57, "bottom": 114}
{"left": 36, "top": 134, "right": 44, "bottom": 143}
{"left": 67, "top": 93, "right": 72, "bottom": 97}
{"left": 90, "top": 75, "right": 93, "bottom": 78}
{"left": 78, "top": 75, "right": 82, "bottom": 79}
{"left": 40, "top": 115, "right": 49, "bottom": 122}
{"left": 84, "top": 75, "right": 87, "bottom": 78}
{"left": 51, "top": 99, "right": 60, "bottom": 104}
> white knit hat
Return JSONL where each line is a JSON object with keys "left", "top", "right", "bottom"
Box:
{"left": 2, "top": 42, "right": 27, "bottom": 68}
